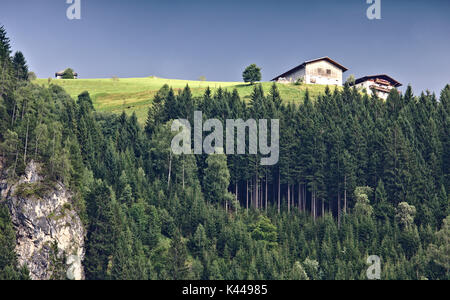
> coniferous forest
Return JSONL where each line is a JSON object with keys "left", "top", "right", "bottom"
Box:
{"left": 0, "top": 25, "right": 449, "bottom": 280}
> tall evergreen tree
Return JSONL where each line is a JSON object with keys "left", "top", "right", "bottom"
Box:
{"left": 0, "top": 25, "right": 11, "bottom": 62}
{"left": 0, "top": 204, "right": 29, "bottom": 280}
{"left": 168, "top": 230, "right": 189, "bottom": 280}
{"left": 145, "top": 84, "right": 170, "bottom": 137}
{"left": 84, "top": 180, "right": 120, "bottom": 280}
{"left": 12, "top": 51, "right": 28, "bottom": 81}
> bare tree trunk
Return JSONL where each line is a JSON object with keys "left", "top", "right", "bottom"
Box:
{"left": 256, "top": 180, "right": 258, "bottom": 210}
{"left": 278, "top": 171, "right": 281, "bottom": 214}
{"left": 182, "top": 159, "right": 185, "bottom": 190}
{"left": 344, "top": 175, "right": 347, "bottom": 214}
{"left": 315, "top": 192, "right": 317, "bottom": 220}
{"left": 304, "top": 185, "right": 307, "bottom": 212}
{"left": 338, "top": 193, "right": 341, "bottom": 228}
{"left": 314, "top": 189, "right": 318, "bottom": 221}
{"left": 287, "top": 184, "right": 290, "bottom": 213}
{"left": 21, "top": 99, "right": 27, "bottom": 120}
{"left": 290, "top": 185, "right": 293, "bottom": 210}
{"left": 292, "top": 185, "right": 295, "bottom": 210}
{"left": 11, "top": 101, "right": 16, "bottom": 126}
{"left": 301, "top": 184, "right": 306, "bottom": 212}
{"left": 250, "top": 179, "right": 253, "bottom": 209}
{"left": 167, "top": 152, "right": 172, "bottom": 189}
{"left": 259, "top": 181, "right": 262, "bottom": 210}
{"left": 265, "top": 174, "right": 268, "bottom": 212}
{"left": 246, "top": 180, "right": 249, "bottom": 214}
{"left": 13, "top": 145, "right": 19, "bottom": 177}
{"left": 298, "top": 183, "right": 301, "bottom": 212}
{"left": 234, "top": 181, "right": 238, "bottom": 214}
{"left": 23, "top": 118, "right": 29, "bottom": 164}
{"left": 34, "top": 124, "right": 43, "bottom": 159}
{"left": 301, "top": 184, "right": 304, "bottom": 212}
{"left": 256, "top": 180, "right": 259, "bottom": 210}
{"left": 312, "top": 190, "right": 315, "bottom": 221}
{"left": 322, "top": 199, "right": 325, "bottom": 217}
{"left": 250, "top": 185, "right": 253, "bottom": 211}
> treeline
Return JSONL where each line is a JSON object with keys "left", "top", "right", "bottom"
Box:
{"left": 0, "top": 25, "right": 449, "bottom": 280}
{"left": 148, "top": 78, "right": 449, "bottom": 229}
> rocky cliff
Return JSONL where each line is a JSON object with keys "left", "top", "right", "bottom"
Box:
{"left": 0, "top": 159, "right": 85, "bottom": 280}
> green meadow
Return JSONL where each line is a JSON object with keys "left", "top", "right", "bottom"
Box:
{"left": 36, "top": 77, "right": 337, "bottom": 123}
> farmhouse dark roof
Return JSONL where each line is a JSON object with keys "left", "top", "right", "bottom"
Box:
{"left": 55, "top": 71, "right": 78, "bottom": 76}
{"left": 271, "top": 57, "right": 348, "bottom": 81}
{"left": 354, "top": 75, "right": 402, "bottom": 87}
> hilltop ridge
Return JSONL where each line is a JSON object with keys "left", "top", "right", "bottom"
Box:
{"left": 36, "top": 77, "right": 336, "bottom": 123}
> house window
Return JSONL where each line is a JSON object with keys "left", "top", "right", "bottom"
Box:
{"left": 326, "top": 69, "right": 331, "bottom": 75}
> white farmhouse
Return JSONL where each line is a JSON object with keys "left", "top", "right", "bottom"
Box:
{"left": 352, "top": 75, "right": 402, "bottom": 100}
{"left": 271, "top": 57, "right": 348, "bottom": 86}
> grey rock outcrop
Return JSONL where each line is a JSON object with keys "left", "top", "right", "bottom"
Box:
{"left": 0, "top": 159, "right": 85, "bottom": 280}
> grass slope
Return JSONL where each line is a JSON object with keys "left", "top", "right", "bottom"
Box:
{"left": 36, "top": 77, "right": 338, "bottom": 123}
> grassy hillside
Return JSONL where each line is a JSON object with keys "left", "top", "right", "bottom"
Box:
{"left": 36, "top": 77, "right": 337, "bottom": 123}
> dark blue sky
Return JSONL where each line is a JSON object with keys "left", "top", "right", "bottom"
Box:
{"left": 1, "top": 0, "right": 449, "bottom": 94}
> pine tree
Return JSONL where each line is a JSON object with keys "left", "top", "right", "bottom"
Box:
{"left": 437, "top": 185, "right": 449, "bottom": 223}
{"left": 374, "top": 179, "right": 394, "bottom": 221}
{"left": 383, "top": 121, "right": 413, "bottom": 206}
{"left": 192, "top": 224, "right": 208, "bottom": 258}
{"left": 84, "top": 180, "right": 120, "bottom": 280}
{"left": 178, "top": 85, "right": 194, "bottom": 120}
{"left": 163, "top": 88, "right": 178, "bottom": 120}
{"left": 168, "top": 230, "right": 189, "bottom": 280}
{"left": 0, "top": 25, "right": 11, "bottom": 62}
{"left": 110, "top": 222, "right": 134, "bottom": 280}
{"left": 12, "top": 52, "right": 28, "bottom": 81}
{"left": 0, "top": 203, "right": 29, "bottom": 280}
{"left": 145, "top": 84, "right": 169, "bottom": 137}
{"left": 427, "top": 215, "right": 450, "bottom": 279}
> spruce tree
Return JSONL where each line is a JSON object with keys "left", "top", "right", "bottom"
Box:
{"left": 168, "top": 230, "right": 189, "bottom": 280}
{"left": 145, "top": 84, "right": 169, "bottom": 137}
{"left": 0, "top": 204, "right": 29, "bottom": 280}
{"left": 0, "top": 25, "right": 11, "bottom": 62}
{"left": 84, "top": 180, "right": 120, "bottom": 280}
{"left": 12, "top": 51, "right": 28, "bottom": 81}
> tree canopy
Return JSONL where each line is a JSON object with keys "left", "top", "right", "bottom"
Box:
{"left": 243, "top": 64, "right": 262, "bottom": 85}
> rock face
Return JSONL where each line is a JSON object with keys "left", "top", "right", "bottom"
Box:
{"left": 0, "top": 160, "right": 85, "bottom": 280}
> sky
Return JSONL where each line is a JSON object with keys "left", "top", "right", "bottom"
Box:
{"left": 1, "top": 0, "right": 449, "bottom": 95}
